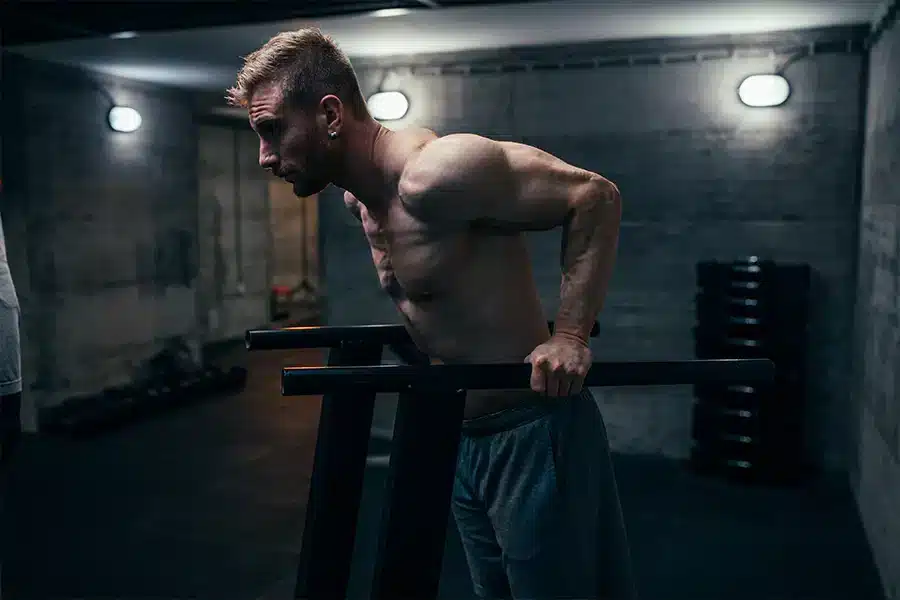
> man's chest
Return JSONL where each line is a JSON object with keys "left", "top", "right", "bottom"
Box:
{"left": 361, "top": 200, "right": 469, "bottom": 299}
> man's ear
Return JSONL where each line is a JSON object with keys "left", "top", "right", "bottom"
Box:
{"left": 319, "top": 95, "right": 344, "bottom": 134}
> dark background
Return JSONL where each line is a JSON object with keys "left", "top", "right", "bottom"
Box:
{"left": 1, "top": 1, "right": 898, "bottom": 598}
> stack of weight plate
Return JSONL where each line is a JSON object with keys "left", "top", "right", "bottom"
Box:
{"left": 690, "top": 256, "right": 811, "bottom": 484}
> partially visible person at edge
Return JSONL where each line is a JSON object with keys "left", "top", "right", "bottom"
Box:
{"left": 228, "top": 28, "right": 638, "bottom": 600}
{"left": 0, "top": 210, "right": 23, "bottom": 598}
{"left": 0, "top": 212, "right": 22, "bottom": 466}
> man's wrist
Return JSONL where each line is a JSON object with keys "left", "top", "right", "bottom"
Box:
{"left": 550, "top": 328, "right": 590, "bottom": 348}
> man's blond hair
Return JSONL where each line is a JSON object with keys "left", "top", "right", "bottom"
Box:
{"left": 226, "top": 27, "right": 367, "bottom": 117}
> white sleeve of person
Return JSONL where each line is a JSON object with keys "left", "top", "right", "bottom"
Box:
{"left": 0, "top": 215, "right": 22, "bottom": 398}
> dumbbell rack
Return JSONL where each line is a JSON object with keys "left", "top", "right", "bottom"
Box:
{"left": 690, "top": 257, "right": 811, "bottom": 483}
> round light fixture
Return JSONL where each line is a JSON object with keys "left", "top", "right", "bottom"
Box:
{"left": 370, "top": 8, "right": 412, "bottom": 17}
{"left": 108, "top": 106, "right": 142, "bottom": 132}
{"left": 367, "top": 91, "right": 409, "bottom": 121}
{"left": 738, "top": 74, "right": 791, "bottom": 108}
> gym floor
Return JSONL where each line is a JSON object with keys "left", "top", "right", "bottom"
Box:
{"left": 2, "top": 343, "right": 884, "bottom": 600}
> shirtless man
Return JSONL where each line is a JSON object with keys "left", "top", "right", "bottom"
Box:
{"left": 229, "top": 28, "right": 637, "bottom": 599}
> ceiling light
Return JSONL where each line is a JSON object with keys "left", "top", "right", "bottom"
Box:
{"left": 108, "top": 106, "right": 142, "bottom": 133}
{"left": 370, "top": 8, "right": 412, "bottom": 18}
{"left": 738, "top": 74, "right": 791, "bottom": 108}
{"left": 367, "top": 91, "right": 409, "bottom": 121}
{"left": 109, "top": 31, "right": 138, "bottom": 40}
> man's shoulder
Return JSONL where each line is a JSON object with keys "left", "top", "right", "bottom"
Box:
{"left": 389, "top": 127, "right": 440, "bottom": 169}
{"left": 393, "top": 128, "right": 499, "bottom": 161}
{"left": 397, "top": 133, "right": 509, "bottom": 196}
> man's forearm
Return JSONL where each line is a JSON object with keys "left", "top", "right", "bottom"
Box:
{"left": 553, "top": 179, "right": 621, "bottom": 343}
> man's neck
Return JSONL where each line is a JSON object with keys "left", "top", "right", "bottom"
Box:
{"left": 333, "top": 119, "right": 394, "bottom": 211}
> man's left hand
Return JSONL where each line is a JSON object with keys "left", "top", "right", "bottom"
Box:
{"left": 525, "top": 335, "right": 592, "bottom": 397}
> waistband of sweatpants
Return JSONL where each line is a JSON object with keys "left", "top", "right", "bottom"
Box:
{"left": 460, "top": 389, "right": 590, "bottom": 437}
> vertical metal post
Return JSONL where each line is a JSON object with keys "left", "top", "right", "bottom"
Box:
{"left": 294, "top": 340, "right": 383, "bottom": 600}
{"left": 371, "top": 389, "right": 467, "bottom": 600}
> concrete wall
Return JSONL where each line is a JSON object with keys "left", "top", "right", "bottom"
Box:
{"left": 852, "top": 6, "right": 900, "bottom": 598}
{"left": 196, "top": 124, "right": 272, "bottom": 342}
{"left": 269, "top": 181, "right": 322, "bottom": 322}
{"left": 322, "top": 29, "right": 866, "bottom": 468}
{"left": 1, "top": 54, "right": 199, "bottom": 427}
{"left": 0, "top": 54, "right": 278, "bottom": 428}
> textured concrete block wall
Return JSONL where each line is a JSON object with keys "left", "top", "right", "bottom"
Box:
{"left": 196, "top": 125, "right": 271, "bottom": 343}
{"left": 1, "top": 55, "right": 199, "bottom": 421}
{"left": 853, "top": 8, "right": 900, "bottom": 598}
{"left": 322, "top": 34, "right": 865, "bottom": 467}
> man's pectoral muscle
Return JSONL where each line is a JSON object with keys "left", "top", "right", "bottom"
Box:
{"left": 345, "top": 191, "right": 402, "bottom": 297}
{"left": 346, "top": 190, "right": 434, "bottom": 357}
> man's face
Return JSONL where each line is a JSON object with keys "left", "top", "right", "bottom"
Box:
{"left": 249, "top": 82, "right": 333, "bottom": 197}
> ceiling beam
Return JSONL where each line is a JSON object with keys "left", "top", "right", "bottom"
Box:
{"left": 1, "top": 0, "right": 553, "bottom": 47}
{"left": 1, "top": 1, "right": 422, "bottom": 47}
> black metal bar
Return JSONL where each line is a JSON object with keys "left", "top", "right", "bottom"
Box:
{"left": 282, "top": 359, "right": 775, "bottom": 396}
{"left": 370, "top": 389, "right": 467, "bottom": 600}
{"left": 293, "top": 341, "right": 383, "bottom": 600}
{"left": 246, "top": 321, "right": 600, "bottom": 351}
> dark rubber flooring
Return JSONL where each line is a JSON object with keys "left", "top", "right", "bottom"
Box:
{"left": 0, "top": 345, "right": 884, "bottom": 600}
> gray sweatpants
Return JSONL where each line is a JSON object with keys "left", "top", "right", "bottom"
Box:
{"left": 452, "top": 390, "right": 638, "bottom": 600}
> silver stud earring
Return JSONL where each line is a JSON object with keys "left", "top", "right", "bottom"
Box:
{"left": 328, "top": 131, "right": 338, "bottom": 140}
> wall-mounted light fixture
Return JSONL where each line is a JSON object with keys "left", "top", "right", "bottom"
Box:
{"left": 737, "top": 74, "right": 791, "bottom": 108}
{"left": 370, "top": 8, "right": 413, "bottom": 18}
{"left": 108, "top": 106, "right": 142, "bottom": 132}
{"left": 367, "top": 90, "right": 409, "bottom": 121}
